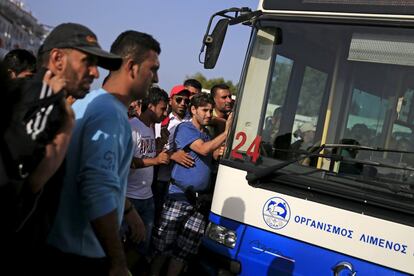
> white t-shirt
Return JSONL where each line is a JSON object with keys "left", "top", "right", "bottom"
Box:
{"left": 155, "top": 112, "right": 191, "bottom": 181}
{"left": 127, "top": 117, "right": 156, "bottom": 199}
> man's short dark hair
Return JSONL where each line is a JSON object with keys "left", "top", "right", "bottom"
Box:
{"left": 141, "top": 86, "right": 168, "bottom": 112}
{"left": 190, "top": 92, "right": 215, "bottom": 111}
{"left": 110, "top": 31, "right": 161, "bottom": 64}
{"left": 184, "top": 79, "right": 202, "bottom": 90}
{"left": 4, "top": 49, "right": 36, "bottom": 75}
{"left": 210, "top": 83, "right": 230, "bottom": 98}
{"left": 36, "top": 44, "right": 49, "bottom": 69}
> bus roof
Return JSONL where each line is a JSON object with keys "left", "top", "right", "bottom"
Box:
{"left": 258, "top": 0, "right": 414, "bottom": 20}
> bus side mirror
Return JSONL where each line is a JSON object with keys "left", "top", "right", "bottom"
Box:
{"left": 203, "top": 18, "right": 229, "bottom": 69}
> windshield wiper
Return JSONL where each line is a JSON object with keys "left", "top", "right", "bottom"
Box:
{"left": 246, "top": 145, "right": 329, "bottom": 183}
{"left": 340, "top": 157, "right": 414, "bottom": 172}
{"left": 324, "top": 143, "right": 414, "bottom": 154}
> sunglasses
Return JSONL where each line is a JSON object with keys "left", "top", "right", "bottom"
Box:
{"left": 175, "top": 96, "right": 190, "bottom": 105}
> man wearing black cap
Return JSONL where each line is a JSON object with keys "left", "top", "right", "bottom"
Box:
{"left": 37, "top": 22, "right": 121, "bottom": 100}
{"left": 25, "top": 22, "right": 122, "bottom": 193}
{"left": 5, "top": 22, "right": 122, "bottom": 275}
{"left": 46, "top": 30, "right": 160, "bottom": 276}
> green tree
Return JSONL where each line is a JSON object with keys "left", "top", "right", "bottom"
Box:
{"left": 185, "top": 72, "right": 238, "bottom": 95}
{"left": 269, "top": 61, "right": 293, "bottom": 105}
{"left": 296, "top": 67, "right": 327, "bottom": 117}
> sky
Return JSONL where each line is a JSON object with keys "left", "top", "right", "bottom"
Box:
{"left": 23, "top": 0, "right": 259, "bottom": 91}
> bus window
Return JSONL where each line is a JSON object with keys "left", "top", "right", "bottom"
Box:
{"left": 232, "top": 28, "right": 277, "bottom": 154}
{"left": 261, "top": 28, "right": 331, "bottom": 162}
{"left": 261, "top": 55, "right": 292, "bottom": 154}
{"left": 228, "top": 20, "right": 414, "bottom": 182}
{"left": 292, "top": 66, "right": 328, "bottom": 148}
{"left": 397, "top": 89, "right": 414, "bottom": 123}
{"left": 390, "top": 88, "right": 414, "bottom": 165}
{"left": 344, "top": 88, "right": 389, "bottom": 149}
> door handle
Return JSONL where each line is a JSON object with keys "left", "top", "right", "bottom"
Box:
{"left": 332, "top": 261, "right": 357, "bottom": 276}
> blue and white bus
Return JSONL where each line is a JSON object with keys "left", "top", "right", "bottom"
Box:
{"left": 198, "top": 0, "right": 414, "bottom": 275}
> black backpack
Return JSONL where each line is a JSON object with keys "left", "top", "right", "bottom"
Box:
{"left": 0, "top": 67, "right": 67, "bottom": 231}
{"left": 1, "top": 68, "right": 66, "bottom": 182}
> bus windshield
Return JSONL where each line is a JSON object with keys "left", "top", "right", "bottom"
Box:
{"left": 228, "top": 20, "right": 414, "bottom": 211}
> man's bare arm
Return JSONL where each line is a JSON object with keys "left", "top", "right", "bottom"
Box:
{"left": 189, "top": 113, "right": 233, "bottom": 156}
{"left": 90, "top": 209, "right": 129, "bottom": 276}
{"left": 131, "top": 150, "right": 169, "bottom": 168}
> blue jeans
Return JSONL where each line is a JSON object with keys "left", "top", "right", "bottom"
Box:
{"left": 126, "top": 197, "right": 155, "bottom": 256}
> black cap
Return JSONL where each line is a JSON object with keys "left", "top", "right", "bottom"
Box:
{"left": 41, "top": 23, "right": 122, "bottom": 71}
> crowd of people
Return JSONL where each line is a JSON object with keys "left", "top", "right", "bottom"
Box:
{"left": 0, "top": 22, "right": 234, "bottom": 276}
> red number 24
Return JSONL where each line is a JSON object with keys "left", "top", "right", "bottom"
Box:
{"left": 230, "top": 131, "right": 261, "bottom": 163}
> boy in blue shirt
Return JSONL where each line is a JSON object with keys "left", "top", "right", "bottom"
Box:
{"left": 151, "top": 93, "right": 232, "bottom": 276}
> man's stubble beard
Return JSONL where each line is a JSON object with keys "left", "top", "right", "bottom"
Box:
{"left": 62, "top": 64, "right": 90, "bottom": 99}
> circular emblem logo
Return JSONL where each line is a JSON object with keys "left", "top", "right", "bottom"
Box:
{"left": 262, "top": 197, "right": 291, "bottom": 230}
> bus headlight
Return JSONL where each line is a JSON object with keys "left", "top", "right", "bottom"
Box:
{"left": 206, "top": 222, "right": 237, "bottom": 249}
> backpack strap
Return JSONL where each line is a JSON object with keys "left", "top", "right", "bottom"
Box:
{"left": 171, "top": 122, "right": 182, "bottom": 152}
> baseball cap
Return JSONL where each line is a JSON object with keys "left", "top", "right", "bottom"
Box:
{"left": 169, "top": 85, "right": 190, "bottom": 98}
{"left": 40, "top": 23, "right": 122, "bottom": 71}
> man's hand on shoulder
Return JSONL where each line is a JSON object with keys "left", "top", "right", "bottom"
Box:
{"left": 171, "top": 150, "right": 194, "bottom": 168}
